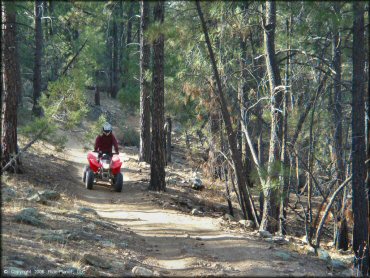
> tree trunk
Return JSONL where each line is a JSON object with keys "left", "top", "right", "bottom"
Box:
{"left": 196, "top": 1, "right": 259, "bottom": 225}
{"left": 139, "top": 0, "right": 151, "bottom": 163}
{"left": 94, "top": 71, "right": 101, "bottom": 106}
{"left": 111, "top": 7, "right": 119, "bottom": 98}
{"left": 307, "top": 95, "right": 318, "bottom": 241}
{"left": 32, "top": 0, "right": 43, "bottom": 116}
{"left": 224, "top": 166, "right": 234, "bottom": 216}
{"left": 165, "top": 116, "right": 172, "bottom": 163}
{"left": 330, "top": 3, "right": 348, "bottom": 250}
{"left": 279, "top": 17, "right": 291, "bottom": 235}
{"left": 367, "top": 42, "right": 370, "bottom": 267}
{"left": 1, "top": 2, "right": 21, "bottom": 172}
{"left": 122, "top": 0, "right": 134, "bottom": 89}
{"left": 149, "top": 1, "right": 166, "bottom": 192}
{"left": 239, "top": 28, "right": 253, "bottom": 190}
{"left": 249, "top": 26, "right": 265, "bottom": 216}
{"left": 260, "top": 1, "right": 283, "bottom": 233}
{"left": 351, "top": 2, "right": 369, "bottom": 275}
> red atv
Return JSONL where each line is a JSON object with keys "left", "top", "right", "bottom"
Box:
{"left": 82, "top": 151, "right": 123, "bottom": 192}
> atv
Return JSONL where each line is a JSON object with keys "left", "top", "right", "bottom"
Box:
{"left": 82, "top": 151, "right": 123, "bottom": 192}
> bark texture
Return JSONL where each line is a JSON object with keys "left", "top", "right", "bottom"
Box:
{"left": 149, "top": 1, "right": 166, "bottom": 192}
{"left": 139, "top": 0, "right": 151, "bottom": 163}
{"left": 1, "top": 2, "right": 21, "bottom": 171}
{"left": 351, "top": 2, "right": 369, "bottom": 275}
{"left": 32, "top": 0, "right": 43, "bottom": 116}
{"left": 260, "top": 1, "right": 283, "bottom": 233}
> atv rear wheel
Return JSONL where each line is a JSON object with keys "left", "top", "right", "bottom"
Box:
{"left": 85, "top": 170, "right": 94, "bottom": 190}
{"left": 82, "top": 166, "right": 89, "bottom": 182}
{"left": 114, "top": 172, "right": 123, "bottom": 192}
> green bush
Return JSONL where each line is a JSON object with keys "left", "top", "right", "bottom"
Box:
{"left": 119, "top": 126, "right": 140, "bottom": 147}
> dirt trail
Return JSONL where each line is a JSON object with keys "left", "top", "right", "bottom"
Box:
{"left": 61, "top": 131, "right": 330, "bottom": 277}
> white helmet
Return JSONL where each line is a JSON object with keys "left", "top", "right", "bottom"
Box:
{"left": 102, "top": 122, "right": 112, "bottom": 135}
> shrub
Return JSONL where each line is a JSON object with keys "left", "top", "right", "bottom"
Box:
{"left": 117, "top": 126, "right": 140, "bottom": 147}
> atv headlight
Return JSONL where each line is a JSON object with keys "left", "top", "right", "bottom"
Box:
{"left": 102, "top": 162, "right": 110, "bottom": 169}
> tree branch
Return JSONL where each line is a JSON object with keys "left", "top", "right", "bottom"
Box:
{"left": 314, "top": 176, "right": 352, "bottom": 248}
{"left": 61, "top": 39, "right": 88, "bottom": 76}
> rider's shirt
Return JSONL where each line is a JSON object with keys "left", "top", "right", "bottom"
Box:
{"left": 94, "top": 133, "right": 119, "bottom": 154}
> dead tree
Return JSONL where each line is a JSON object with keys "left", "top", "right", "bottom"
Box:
{"left": 196, "top": 1, "right": 259, "bottom": 225}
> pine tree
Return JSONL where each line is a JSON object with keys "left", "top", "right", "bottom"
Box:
{"left": 149, "top": 1, "right": 166, "bottom": 191}
{"left": 1, "top": 2, "right": 21, "bottom": 172}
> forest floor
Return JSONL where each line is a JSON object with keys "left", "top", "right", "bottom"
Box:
{"left": 1, "top": 93, "right": 355, "bottom": 277}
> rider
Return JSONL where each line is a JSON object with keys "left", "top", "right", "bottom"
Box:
{"left": 94, "top": 122, "right": 119, "bottom": 157}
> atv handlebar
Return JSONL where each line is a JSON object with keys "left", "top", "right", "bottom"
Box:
{"left": 92, "top": 151, "right": 119, "bottom": 155}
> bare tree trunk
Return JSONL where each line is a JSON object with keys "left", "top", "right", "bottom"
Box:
{"left": 314, "top": 176, "right": 352, "bottom": 248}
{"left": 165, "top": 116, "right": 172, "bottom": 163}
{"left": 94, "top": 71, "right": 100, "bottom": 106}
{"left": 307, "top": 95, "right": 318, "bottom": 242}
{"left": 260, "top": 1, "right": 283, "bottom": 233}
{"left": 279, "top": 17, "right": 291, "bottom": 235}
{"left": 149, "top": 1, "right": 166, "bottom": 192}
{"left": 122, "top": 0, "right": 134, "bottom": 89}
{"left": 111, "top": 6, "right": 119, "bottom": 98}
{"left": 196, "top": 1, "right": 259, "bottom": 225}
{"left": 330, "top": 2, "right": 348, "bottom": 250}
{"left": 32, "top": 0, "right": 43, "bottom": 116}
{"left": 224, "top": 166, "right": 234, "bottom": 216}
{"left": 249, "top": 25, "right": 265, "bottom": 216}
{"left": 1, "top": 1, "right": 21, "bottom": 172}
{"left": 239, "top": 27, "right": 253, "bottom": 190}
{"left": 139, "top": 0, "right": 151, "bottom": 163}
{"left": 351, "top": 2, "right": 369, "bottom": 275}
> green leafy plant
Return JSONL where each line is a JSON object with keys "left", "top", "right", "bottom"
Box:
{"left": 119, "top": 126, "right": 140, "bottom": 147}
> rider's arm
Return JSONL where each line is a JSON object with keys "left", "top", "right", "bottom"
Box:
{"left": 112, "top": 134, "right": 119, "bottom": 154}
{"left": 94, "top": 136, "right": 100, "bottom": 152}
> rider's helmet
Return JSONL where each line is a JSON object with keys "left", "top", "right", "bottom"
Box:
{"left": 102, "top": 122, "right": 112, "bottom": 136}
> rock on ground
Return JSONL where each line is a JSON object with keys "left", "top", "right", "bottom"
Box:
{"left": 132, "top": 266, "right": 157, "bottom": 277}
{"left": 223, "top": 213, "right": 235, "bottom": 221}
{"left": 27, "top": 193, "right": 48, "bottom": 204}
{"left": 304, "top": 245, "right": 316, "bottom": 255}
{"left": 317, "top": 248, "right": 331, "bottom": 263}
{"left": 191, "top": 208, "right": 202, "bottom": 216}
{"left": 274, "top": 251, "right": 292, "bottom": 261}
{"left": 38, "top": 190, "right": 60, "bottom": 200}
{"left": 191, "top": 178, "right": 204, "bottom": 190}
{"left": 78, "top": 207, "right": 98, "bottom": 216}
{"left": 238, "top": 220, "right": 254, "bottom": 229}
{"left": 331, "top": 259, "right": 348, "bottom": 270}
{"left": 258, "top": 230, "right": 272, "bottom": 238}
{"left": 82, "top": 254, "right": 111, "bottom": 269}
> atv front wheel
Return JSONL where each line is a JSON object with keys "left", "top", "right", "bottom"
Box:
{"left": 85, "top": 170, "right": 94, "bottom": 190}
{"left": 114, "top": 172, "right": 123, "bottom": 192}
